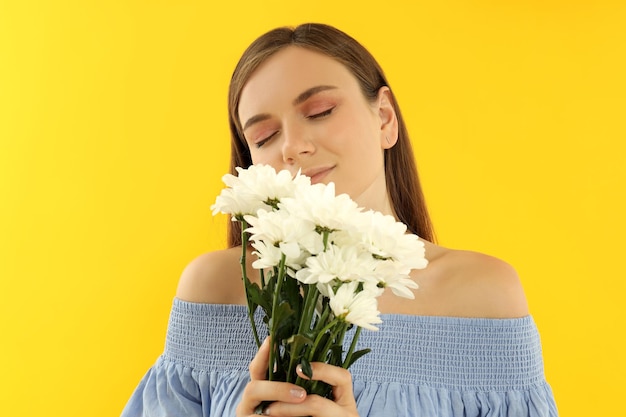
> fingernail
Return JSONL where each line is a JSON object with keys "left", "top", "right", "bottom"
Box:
{"left": 296, "top": 364, "right": 311, "bottom": 379}
{"left": 290, "top": 388, "right": 305, "bottom": 399}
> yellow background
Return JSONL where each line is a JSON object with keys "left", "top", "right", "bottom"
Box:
{"left": 1, "top": 1, "right": 624, "bottom": 416}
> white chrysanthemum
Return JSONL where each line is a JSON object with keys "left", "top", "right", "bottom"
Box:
{"left": 250, "top": 240, "right": 308, "bottom": 274}
{"left": 294, "top": 244, "right": 373, "bottom": 285}
{"left": 353, "top": 210, "right": 428, "bottom": 270}
{"left": 245, "top": 208, "right": 320, "bottom": 250}
{"left": 370, "top": 259, "right": 419, "bottom": 299}
{"left": 211, "top": 187, "right": 267, "bottom": 220}
{"left": 245, "top": 209, "right": 320, "bottom": 266}
{"left": 316, "top": 281, "right": 333, "bottom": 298}
{"left": 211, "top": 165, "right": 310, "bottom": 217}
{"left": 250, "top": 240, "right": 284, "bottom": 270}
{"left": 279, "top": 182, "right": 362, "bottom": 235}
{"left": 328, "top": 281, "right": 382, "bottom": 331}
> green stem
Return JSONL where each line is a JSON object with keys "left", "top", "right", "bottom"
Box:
{"left": 268, "top": 254, "right": 287, "bottom": 381}
{"left": 313, "top": 305, "right": 330, "bottom": 333}
{"left": 309, "top": 321, "right": 347, "bottom": 396}
{"left": 308, "top": 318, "right": 341, "bottom": 362}
{"left": 322, "top": 321, "right": 347, "bottom": 363}
{"left": 287, "top": 285, "right": 318, "bottom": 382}
{"left": 240, "top": 220, "right": 261, "bottom": 348}
{"left": 295, "top": 316, "right": 340, "bottom": 389}
{"left": 287, "top": 342, "right": 299, "bottom": 384}
{"left": 342, "top": 326, "right": 363, "bottom": 369}
{"left": 298, "top": 285, "right": 319, "bottom": 335}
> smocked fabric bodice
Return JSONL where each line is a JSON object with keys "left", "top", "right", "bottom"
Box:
{"left": 121, "top": 298, "right": 558, "bottom": 416}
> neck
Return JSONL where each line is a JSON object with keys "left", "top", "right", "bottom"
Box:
{"left": 353, "top": 171, "right": 397, "bottom": 219}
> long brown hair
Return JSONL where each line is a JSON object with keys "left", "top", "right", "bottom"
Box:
{"left": 227, "top": 23, "right": 435, "bottom": 246}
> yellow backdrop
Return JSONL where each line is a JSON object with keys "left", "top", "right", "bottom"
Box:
{"left": 1, "top": 1, "right": 624, "bottom": 416}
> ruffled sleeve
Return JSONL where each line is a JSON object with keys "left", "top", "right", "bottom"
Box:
{"left": 121, "top": 357, "right": 204, "bottom": 417}
{"left": 121, "top": 301, "right": 259, "bottom": 417}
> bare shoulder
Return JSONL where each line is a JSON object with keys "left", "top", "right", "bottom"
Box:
{"left": 424, "top": 243, "right": 529, "bottom": 318}
{"left": 175, "top": 247, "right": 246, "bottom": 305}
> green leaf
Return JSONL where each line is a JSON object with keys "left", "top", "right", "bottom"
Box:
{"left": 286, "top": 333, "right": 314, "bottom": 347}
{"left": 344, "top": 348, "right": 371, "bottom": 369}
{"left": 328, "top": 345, "right": 344, "bottom": 365}
{"left": 274, "top": 300, "right": 294, "bottom": 324}
{"left": 282, "top": 275, "right": 303, "bottom": 305}
{"left": 299, "top": 357, "right": 313, "bottom": 379}
{"left": 271, "top": 300, "right": 297, "bottom": 340}
{"left": 312, "top": 331, "right": 330, "bottom": 358}
{"left": 246, "top": 281, "right": 270, "bottom": 311}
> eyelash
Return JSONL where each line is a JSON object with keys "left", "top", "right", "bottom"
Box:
{"left": 308, "top": 107, "right": 334, "bottom": 119}
{"left": 254, "top": 107, "right": 335, "bottom": 148}
{"left": 255, "top": 132, "right": 277, "bottom": 148}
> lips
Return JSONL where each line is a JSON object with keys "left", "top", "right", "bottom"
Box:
{"left": 302, "top": 166, "right": 335, "bottom": 184}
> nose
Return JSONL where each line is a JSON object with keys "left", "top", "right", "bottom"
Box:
{"left": 281, "top": 123, "right": 315, "bottom": 164}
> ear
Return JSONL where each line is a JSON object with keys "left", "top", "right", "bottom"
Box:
{"left": 376, "top": 86, "right": 399, "bottom": 149}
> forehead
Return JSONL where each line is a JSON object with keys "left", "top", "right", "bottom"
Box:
{"left": 238, "top": 46, "right": 361, "bottom": 119}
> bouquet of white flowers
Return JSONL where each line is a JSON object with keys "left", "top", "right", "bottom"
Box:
{"left": 211, "top": 164, "right": 428, "bottom": 398}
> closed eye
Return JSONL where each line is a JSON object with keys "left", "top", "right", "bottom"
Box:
{"left": 307, "top": 107, "right": 334, "bottom": 120}
{"left": 255, "top": 131, "right": 278, "bottom": 148}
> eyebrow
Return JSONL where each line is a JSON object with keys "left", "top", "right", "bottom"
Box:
{"left": 292, "top": 85, "right": 337, "bottom": 106}
{"left": 242, "top": 85, "right": 338, "bottom": 132}
{"left": 242, "top": 113, "right": 272, "bottom": 132}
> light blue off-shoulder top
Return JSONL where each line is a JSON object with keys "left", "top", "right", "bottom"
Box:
{"left": 121, "top": 298, "right": 558, "bottom": 416}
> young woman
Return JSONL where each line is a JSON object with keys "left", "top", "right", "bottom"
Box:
{"left": 122, "top": 23, "right": 558, "bottom": 417}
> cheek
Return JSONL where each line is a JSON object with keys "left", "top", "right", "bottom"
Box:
{"left": 327, "top": 112, "right": 378, "bottom": 152}
{"left": 250, "top": 153, "right": 269, "bottom": 165}
{"left": 249, "top": 150, "right": 281, "bottom": 169}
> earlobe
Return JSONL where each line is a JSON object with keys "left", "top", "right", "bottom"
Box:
{"left": 377, "top": 87, "right": 398, "bottom": 149}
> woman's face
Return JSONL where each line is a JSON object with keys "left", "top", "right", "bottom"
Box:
{"left": 237, "top": 46, "right": 397, "bottom": 212}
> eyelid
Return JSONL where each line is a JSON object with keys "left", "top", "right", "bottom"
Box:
{"left": 254, "top": 131, "right": 278, "bottom": 148}
{"left": 307, "top": 106, "right": 335, "bottom": 119}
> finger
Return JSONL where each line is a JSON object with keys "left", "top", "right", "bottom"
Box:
{"left": 262, "top": 394, "right": 323, "bottom": 417}
{"left": 296, "top": 363, "right": 356, "bottom": 407}
{"left": 264, "top": 395, "right": 356, "bottom": 417}
{"left": 249, "top": 337, "right": 270, "bottom": 381}
{"left": 244, "top": 381, "right": 307, "bottom": 404}
{"left": 237, "top": 380, "right": 307, "bottom": 416}
{"left": 296, "top": 362, "right": 352, "bottom": 388}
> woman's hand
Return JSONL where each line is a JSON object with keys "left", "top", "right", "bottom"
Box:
{"left": 236, "top": 338, "right": 359, "bottom": 417}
